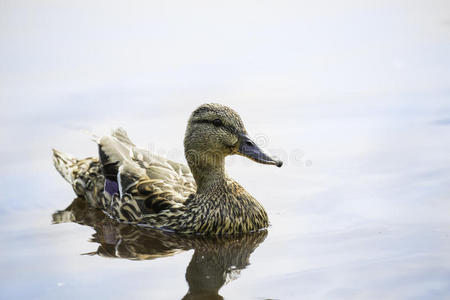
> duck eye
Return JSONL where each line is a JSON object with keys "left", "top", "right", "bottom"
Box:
{"left": 212, "top": 119, "right": 222, "bottom": 127}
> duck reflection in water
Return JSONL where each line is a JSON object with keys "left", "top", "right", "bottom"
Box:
{"left": 53, "top": 197, "right": 267, "bottom": 300}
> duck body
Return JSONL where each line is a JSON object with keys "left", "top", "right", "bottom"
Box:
{"left": 53, "top": 104, "right": 281, "bottom": 235}
{"left": 140, "top": 177, "right": 269, "bottom": 234}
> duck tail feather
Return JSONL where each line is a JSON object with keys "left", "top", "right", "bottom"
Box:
{"left": 52, "top": 149, "right": 78, "bottom": 184}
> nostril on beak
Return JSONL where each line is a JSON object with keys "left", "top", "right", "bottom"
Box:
{"left": 246, "top": 141, "right": 254, "bottom": 147}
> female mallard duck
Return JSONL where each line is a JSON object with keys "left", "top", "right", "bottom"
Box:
{"left": 53, "top": 103, "right": 282, "bottom": 234}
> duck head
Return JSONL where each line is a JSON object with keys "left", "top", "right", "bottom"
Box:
{"left": 184, "top": 104, "right": 282, "bottom": 186}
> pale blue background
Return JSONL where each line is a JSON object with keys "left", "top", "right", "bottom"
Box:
{"left": 1, "top": 1, "right": 449, "bottom": 299}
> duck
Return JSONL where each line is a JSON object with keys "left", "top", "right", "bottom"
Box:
{"left": 53, "top": 103, "right": 282, "bottom": 235}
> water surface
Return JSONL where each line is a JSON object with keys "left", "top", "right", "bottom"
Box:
{"left": 1, "top": 1, "right": 450, "bottom": 299}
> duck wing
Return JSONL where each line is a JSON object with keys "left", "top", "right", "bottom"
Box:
{"left": 97, "top": 128, "right": 196, "bottom": 213}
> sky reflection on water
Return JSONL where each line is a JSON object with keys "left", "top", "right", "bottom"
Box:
{"left": 1, "top": 1, "right": 450, "bottom": 299}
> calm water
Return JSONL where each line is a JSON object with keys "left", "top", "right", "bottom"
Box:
{"left": 1, "top": 1, "right": 450, "bottom": 299}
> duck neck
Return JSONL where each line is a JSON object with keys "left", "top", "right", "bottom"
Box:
{"left": 186, "top": 151, "right": 226, "bottom": 194}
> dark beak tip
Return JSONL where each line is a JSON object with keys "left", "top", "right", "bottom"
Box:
{"left": 276, "top": 160, "right": 283, "bottom": 168}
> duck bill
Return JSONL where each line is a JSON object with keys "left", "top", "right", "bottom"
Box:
{"left": 238, "top": 134, "right": 283, "bottom": 167}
